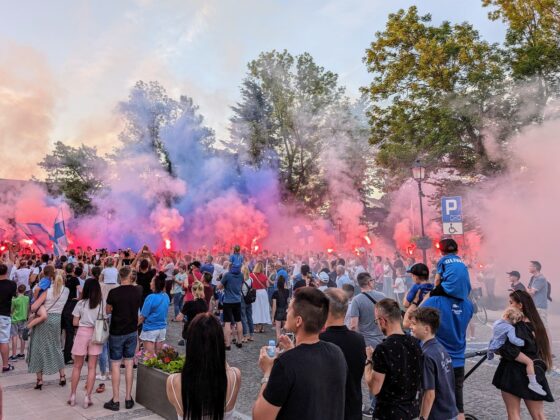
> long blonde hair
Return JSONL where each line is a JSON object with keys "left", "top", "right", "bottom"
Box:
{"left": 52, "top": 270, "right": 66, "bottom": 297}
{"left": 241, "top": 264, "right": 250, "bottom": 281}
{"left": 253, "top": 262, "right": 264, "bottom": 274}
{"left": 192, "top": 281, "right": 205, "bottom": 300}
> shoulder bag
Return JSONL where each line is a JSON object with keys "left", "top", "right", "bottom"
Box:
{"left": 92, "top": 302, "right": 109, "bottom": 344}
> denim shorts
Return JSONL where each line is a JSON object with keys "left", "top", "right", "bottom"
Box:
{"left": 0, "top": 316, "right": 10, "bottom": 344}
{"left": 109, "top": 331, "right": 137, "bottom": 361}
{"left": 139, "top": 328, "right": 166, "bottom": 343}
{"left": 10, "top": 321, "right": 25, "bottom": 338}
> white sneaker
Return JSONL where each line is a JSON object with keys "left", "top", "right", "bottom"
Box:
{"left": 96, "top": 374, "right": 107, "bottom": 381}
{"left": 528, "top": 382, "right": 547, "bottom": 396}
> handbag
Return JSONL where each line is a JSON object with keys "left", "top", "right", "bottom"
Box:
{"left": 242, "top": 280, "right": 257, "bottom": 304}
{"left": 92, "top": 302, "right": 109, "bottom": 344}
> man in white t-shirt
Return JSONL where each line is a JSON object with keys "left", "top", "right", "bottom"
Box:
{"left": 13, "top": 261, "right": 32, "bottom": 292}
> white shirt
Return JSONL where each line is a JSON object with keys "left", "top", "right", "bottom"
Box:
{"left": 212, "top": 263, "right": 224, "bottom": 286}
{"left": 45, "top": 287, "right": 69, "bottom": 314}
{"left": 101, "top": 267, "right": 119, "bottom": 284}
{"left": 393, "top": 277, "right": 406, "bottom": 294}
{"left": 14, "top": 267, "right": 32, "bottom": 291}
{"left": 72, "top": 299, "right": 102, "bottom": 327}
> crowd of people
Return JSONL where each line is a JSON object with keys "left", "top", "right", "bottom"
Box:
{"left": 0, "top": 239, "right": 555, "bottom": 419}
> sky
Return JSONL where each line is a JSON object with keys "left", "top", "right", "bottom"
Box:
{"left": 0, "top": 0, "right": 506, "bottom": 179}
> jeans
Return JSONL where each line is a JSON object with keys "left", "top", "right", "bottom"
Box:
{"left": 369, "top": 392, "right": 377, "bottom": 411}
{"left": 172, "top": 293, "right": 184, "bottom": 317}
{"left": 98, "top": 342, "right": 109, "bottom": 374}
{"left": 240, "top": 299, "right": 254, "bottom": 336}
{"left": 109, "top": 332, "right": 137, "bottom": 361}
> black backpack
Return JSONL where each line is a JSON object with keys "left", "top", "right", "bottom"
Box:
{"left": 242, "top": 280, "right": 257, "bottom": 304}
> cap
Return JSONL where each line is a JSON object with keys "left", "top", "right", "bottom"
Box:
{"left": 439, "top": 238, "right": 458, "bottom": 253}
{"left": 407, "top": 263, "right": 429, "bottom": 278}
{"left": 507, "top": 271, "right": 521, "bottom": 278}
{"left": 318, "top": 272, "right": 329, "bottom": 283}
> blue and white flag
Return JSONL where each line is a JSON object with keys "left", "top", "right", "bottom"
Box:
{"left": 17, "top": 223, "right": 51, "bottom": 253}
{"left": 53, "top": 208, "right": 68, "bottom": 256}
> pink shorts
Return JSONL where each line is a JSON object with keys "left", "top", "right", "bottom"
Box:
{"left": 72, "top": 326, "right": 103, "bottom": 356}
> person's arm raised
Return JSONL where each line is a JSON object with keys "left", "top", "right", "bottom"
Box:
{"left": 252, "top": 347, "right": 281, "bottom": 420}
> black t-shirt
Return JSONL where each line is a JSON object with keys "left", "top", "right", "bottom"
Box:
{"left": 137, "top": 269, "right": 156, "bottom": 303}
{"left": 65, "top": 276, "right": 81, "bottom": 300}
{"left": 107, "top": 285, "right": 143, "bottom": 336}
{"left": 0, "top": 280, "right": 17, "bottom": 317}
{"left": 263, "top": 341, "right": 347, "bottom": 420}
{"left": 181, "top": 298, "right": 208, "bottom": 338}
{"left": 320, "top": 326, "right": 366, "bottom": 420}
{"left": 372, "top": 334, "right": 422, "bottom": 420}
{"left": 509, "top": 282, "right": 526, "bottom": 292}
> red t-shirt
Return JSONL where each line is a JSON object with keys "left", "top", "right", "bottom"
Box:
{"left": 183, "top": 270, "right": 203, "bottom": 302}
{"left": 251, "top": 273, "right": 268, "bottom": 290}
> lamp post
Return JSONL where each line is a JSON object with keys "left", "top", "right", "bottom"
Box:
{"left": 336, "top": 217, "right": 342, "bottom": 248}
{"left": 412, "top": 160, "right": 427, "bottom": 264}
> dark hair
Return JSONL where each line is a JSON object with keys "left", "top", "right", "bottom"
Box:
{"left": 277, "top": 276, "right": 286, "bottom": 290}
{"left": 43, "top": 265, "right": 55, "bottom": 280}
{"left": 439, "top": 238, "right": 458, "bottom": 254}
{"left": 74, "top": 266, "right": 83, "bottom": 277}
{"left": 0, "top": 264, "right": 7, "bottom": 276}
{"left": 410, "top": 307, "right": 440, "bottom": 334}
{"left": 41, "top": 254, "right": 49, "bottom": 263}
{"left": 356, "top": 272, "right": 372, "bottom": 287}
{"left": 139, "top": 259, "right": 150, "bottom": 271}
{"left": 182, "top": 313, "right": 227, "bottom": 420}
{"left": 509, "top": 290, "right": 552, "bottom": 369}
{"left": 91, "top": 266, "right": 101, "bottom": 280}
{"left": 154, "top": 272, "right": 166, "bottom": 292}
{"left": 17, "top": 284, "right": 26, "bottom": 293}
{"left": 375, "top": 298, "right": 402, "bottom": 322}
{"left": 65, "top": 263, "right": 74, "bottom": 274}
{"left": 203, "top": 272, "right": 212, "bottom": 284}
{"left": 81, "top": 278, "right": 102, "bottom": 309}
{"left": 60, "top": 255, "right": 68, "bottom": 263}
{"left": 530, "top": 261, "right": 542, "bottom": 272}
{"left": 301, "top": 264, "right": 310, "bottom": 276}
{"left": 292, "top": 287, "right": 329, "bottom": 334}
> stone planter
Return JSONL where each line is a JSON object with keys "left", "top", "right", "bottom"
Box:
{"left": 136, "top": 363, "right": 177, "bottom": 420}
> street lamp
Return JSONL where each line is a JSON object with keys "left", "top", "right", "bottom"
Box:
{"left": 412, "top": 160, "right": 427, "bottom": 264}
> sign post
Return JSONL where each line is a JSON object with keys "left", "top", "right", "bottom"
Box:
{"left": 441, "top": 196, "right": 463, "bottom": 235}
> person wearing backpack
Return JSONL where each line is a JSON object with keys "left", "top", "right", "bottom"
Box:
{"left": 240, "top": 265, "right": 255, "bottom": 343}
{"left": 217, "top": 262, "right": 244, "bottom": 350}
{"left": 348, "top": 272, "right": 386, "bottom": 418}
{"left": 527, "top": 261, "right": 551, "bottom": 328}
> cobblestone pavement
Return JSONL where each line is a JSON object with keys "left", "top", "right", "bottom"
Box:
{"left": 2, "top": 304, "right": 559, "bottom": 419}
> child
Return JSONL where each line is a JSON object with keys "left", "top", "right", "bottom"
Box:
{"left": 271, "top": 276, "right": 290, "bottom": 340}
{"left": 22, "top": 265, "right": 56, "bottom": 340}
{"left": 404, "top": 263, "right": 433, "bottom": 307}
{"left": 229, "top": 245, "right": 243, "bottom": 274}
{"left": 410, "top": 307, "right": 458, "bottom": 420}
{"left": 393, "top": 267, "right": 406, "bottom": 306}
{"left": 487, "top": 307, "right": 546, "bottom": 396}
{"left": 9, "top": 285, "right": 29, "bottom": 361}
{"left": 432, "top": 238, "right": 471, "bottom": 300}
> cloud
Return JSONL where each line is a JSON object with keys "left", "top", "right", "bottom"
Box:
{"left": 0, "top": 41, "right": 57, "bottom": 179}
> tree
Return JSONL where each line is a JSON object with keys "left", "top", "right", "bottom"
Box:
{"left": 363, "top": 7, "right": 508, "bottom": 190}
{"left": 482, "top": 0, "right": 560, "bottom": 120}
{"left": 118, "top": 81, "right": 215, "bottom": 176}
{"left": 39, "top": 141, "right": 107, "bottom": 215}
{"left": 230, "top": 50, "right": 346, "bottom": 208}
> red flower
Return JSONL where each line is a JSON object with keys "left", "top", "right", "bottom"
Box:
{"left": 163, "top": 357, "right": 171, "bottom": 363}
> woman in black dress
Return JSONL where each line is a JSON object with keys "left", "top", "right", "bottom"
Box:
{"left": 492, "top": 290, "right": 553, "bottom": 419}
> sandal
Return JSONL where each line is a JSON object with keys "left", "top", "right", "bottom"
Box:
{"left": 59, "top": 374, "right": 66, "bottom": 386}
{"left": 2, "top": 364, "right": 14, "bottom": 372}
{"left": 96, "top": 383, "right": 106, "bottom": 393}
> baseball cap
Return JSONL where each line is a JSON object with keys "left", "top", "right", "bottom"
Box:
{"left": 407, "top": 263, "right": 429, "bottom": 278}
{"left": 318, "top": 272, "right": 329, "bottom": 283}
{"left": 506, "top": 271, "right": 521, "bottom": 279}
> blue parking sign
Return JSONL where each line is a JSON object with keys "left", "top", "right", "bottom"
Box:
{"left": 441, "top": 196, "right": 462, "bottom": 223}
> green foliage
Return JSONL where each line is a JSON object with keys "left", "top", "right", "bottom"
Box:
{"left": 363, "top": 6, "right": 508, "bottom": 189}
{"left": 482, "top": 0, "right": 560, "bottom": 119}
{"left": 231, "top": 50, "right": 372, "bottom": 211}
{"left": 140, "top": 345, "right": 184, "bottom": 374}
{"left": 39, "top": 141, "right": 106, "bottom": 215}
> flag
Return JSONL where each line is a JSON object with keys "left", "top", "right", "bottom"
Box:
{"left": 53, "top": 208, "right": 68, "bottom": 256}
{"left": 17, "top": 223, "right": 51, "bottom": 253}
